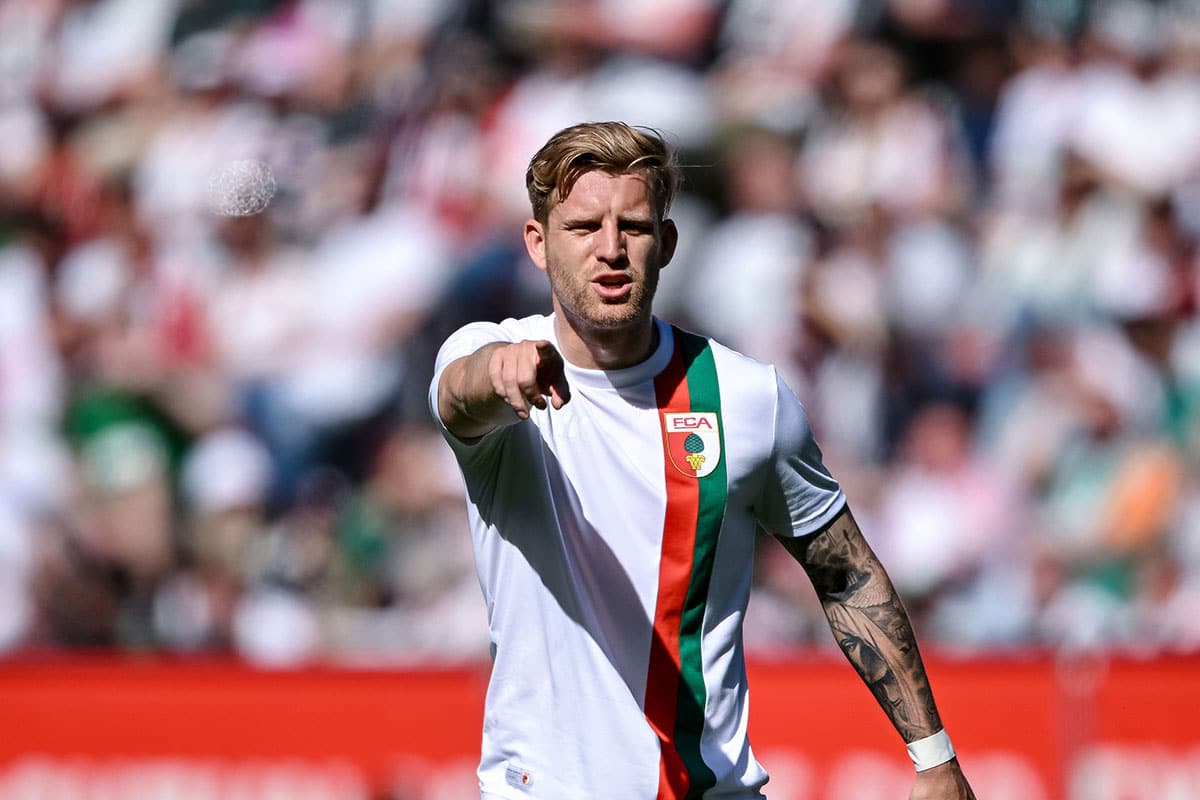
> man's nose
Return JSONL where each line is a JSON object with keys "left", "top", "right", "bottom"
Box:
{"left": 595, "top": 221, "right": 625, "bottom": 264}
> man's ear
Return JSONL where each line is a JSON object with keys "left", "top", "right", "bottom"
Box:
{"left": 524, "top": 219, "right": 547, "bottom": 271}
{"left": 658, "top": 218, "right": 678, "bottom": 270}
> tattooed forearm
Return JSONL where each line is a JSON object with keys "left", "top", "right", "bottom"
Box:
{"left": 781, "top": 508, "right": 942, "bottom": 742}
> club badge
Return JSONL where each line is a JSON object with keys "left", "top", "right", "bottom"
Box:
{"left": 663, "top": 412, "right": 722, "bottom": 479}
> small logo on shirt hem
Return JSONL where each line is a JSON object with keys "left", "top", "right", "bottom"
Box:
{"left": 505, "top": 763, "right": 534, "bottom": 790}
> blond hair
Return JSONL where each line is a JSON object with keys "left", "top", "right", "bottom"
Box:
{"left": 525, "top": 122, "right": 680, "bottom": 224}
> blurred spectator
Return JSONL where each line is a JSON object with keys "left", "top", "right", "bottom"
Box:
{"left": 979, "top": 153, "right": 1142, "bottom": 326}
{"left": 711, "top": 0, "right": 856, "bottom": 130}
{"left": 47, "top": 0, "right": 178, "bottom": 112}
{"left": 0, "top": 500, "right": 34, "bottom": 653}
{"left": 1, "top": 0, "right": 1199, "bottom": 666}
{"left": 801, "top": 39, "right": 972, "bottom": 226}
{"left": 681, "top": 126, "right": 812, "bottom": 371}
{"left": 874, "top": 403, "right": 1018, "bottom": 600}
{"left": 1070, "top": 0, "right": 1200, "bottom": 199}
{"left": 989, "top": 27, "right": 1080, "bottom": 209}
{"left": 159, "top": 427, "right": 273, "bottom": 651}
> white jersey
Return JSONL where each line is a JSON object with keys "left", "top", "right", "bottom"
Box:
{"left": 430, "top": 314, "right": 845, "bottom": 800}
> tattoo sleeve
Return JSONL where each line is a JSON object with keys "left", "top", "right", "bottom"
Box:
{"left": 780, "top": 507, "right": 943, "bottom": 742}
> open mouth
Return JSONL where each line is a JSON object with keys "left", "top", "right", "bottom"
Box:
{"left": 593, "top": 274, "right": 633, "bottom": 300}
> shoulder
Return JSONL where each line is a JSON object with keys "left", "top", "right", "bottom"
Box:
{"left": 674, "top": 327, "right": 780, "bottom": 397}
{"left": 435, "top": 314, "right": 554, "bottom": 366}
{"left": 670, "top": 326, "right": 784, "bottom": 427}
{"left": 451, "top": 313, "right": 553, "bottom": 346}
{"left": 500, "top": 313, "right": 554, "bottom": 341}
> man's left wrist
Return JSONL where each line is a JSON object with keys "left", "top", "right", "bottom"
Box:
{"left": 907, "top": 729, "right": 955, "bottom": 772}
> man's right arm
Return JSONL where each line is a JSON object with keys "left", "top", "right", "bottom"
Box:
{"left": 437, "top": 339, "right": 571, "bottom": 439}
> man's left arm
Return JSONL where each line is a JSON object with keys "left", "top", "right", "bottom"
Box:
{"left": 778, "top": 505, "right": 976, "bottom": 800}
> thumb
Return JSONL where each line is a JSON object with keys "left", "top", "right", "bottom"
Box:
{"left": 534, "top": 341, "right": 570, "bottom": 409}
{"left": 548, "top": 372, "right": 571, "bottom": 409}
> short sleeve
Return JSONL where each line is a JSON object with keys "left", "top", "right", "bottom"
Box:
{"left": 428, "top": 320, "right": 517, "bottom": 457}
{"left": 753, "top": 369, "right": 846, "bottom": 538}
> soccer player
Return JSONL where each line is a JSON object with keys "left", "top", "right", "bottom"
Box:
{"left": 430, "top": 121, "right": 976, "bottom": 800}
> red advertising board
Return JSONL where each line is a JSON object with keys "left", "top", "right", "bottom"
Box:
{"left": 0, "top": 653, "right": 1197, "bottom": 798}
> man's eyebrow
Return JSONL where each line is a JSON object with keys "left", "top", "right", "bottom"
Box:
{"left": 557, "top": 213, "right": 655, "bottom": 227}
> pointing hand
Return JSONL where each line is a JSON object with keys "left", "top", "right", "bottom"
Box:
{"left": 489, "top": 340, "right": 572, "bottom": 420}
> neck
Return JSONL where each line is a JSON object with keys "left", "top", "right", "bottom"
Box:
{"left": 552, "top": 308, "right": 659, "bottom": 371}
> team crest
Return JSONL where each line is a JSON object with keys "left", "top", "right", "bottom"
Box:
{"left": 663, "top": 412, "right": 722, "bottom": 478}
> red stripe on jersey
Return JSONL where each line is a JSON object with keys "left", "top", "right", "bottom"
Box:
{"left": 645, "top": 341, "right": 696, "bottom": 800}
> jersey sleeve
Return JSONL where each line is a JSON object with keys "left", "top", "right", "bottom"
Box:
{"left": 752, "top": 369, "right": 846, "bottom": 539}
{"left": 428, "top": 320, "right": 517, "bottom": 459}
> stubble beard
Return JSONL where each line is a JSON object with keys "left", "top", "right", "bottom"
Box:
{"left": 546, "top": 255, "right": 660, "bottom": 332}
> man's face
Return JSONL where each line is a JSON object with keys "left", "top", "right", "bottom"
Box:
{"left": 524, "top": 170, "right": 677, "bottom": 332}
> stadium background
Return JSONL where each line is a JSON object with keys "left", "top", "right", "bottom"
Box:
{"left": 1, "top": 0, "right": 1199, "bottom": 797}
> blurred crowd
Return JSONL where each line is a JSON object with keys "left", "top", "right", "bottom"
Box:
{"left": 1, "top": 0, "right": 1199, "bottom": 665}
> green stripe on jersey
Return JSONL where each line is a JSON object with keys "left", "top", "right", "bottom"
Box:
{"left": 675, "top": 329, "right": 727, "bottom": 797}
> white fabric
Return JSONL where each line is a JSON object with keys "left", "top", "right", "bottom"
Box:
{"left": 430, "top": 314, "right": 845, "bottom": 799}
{"left": 682, "top": 212, "right": 813, "bottom": 366}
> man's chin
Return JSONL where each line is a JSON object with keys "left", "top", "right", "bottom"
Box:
{"left": 554, "top": 289, "right": 654, "bottom": 332}
{"left": 581, "top": 305, "right": 647, "bottom": 329}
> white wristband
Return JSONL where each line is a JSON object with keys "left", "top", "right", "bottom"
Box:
{"left": 907, "top": 729, "right": 955, "bottom": 772}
